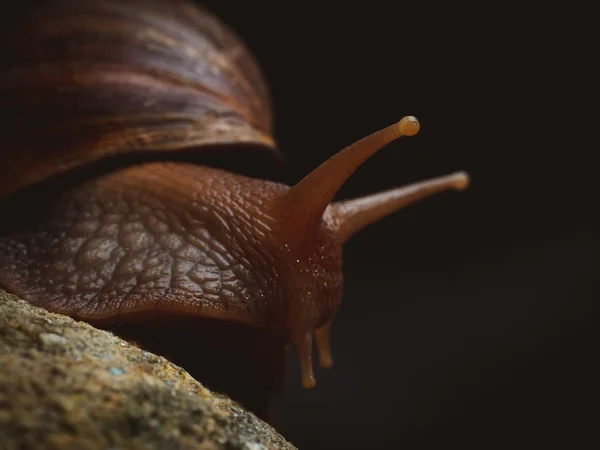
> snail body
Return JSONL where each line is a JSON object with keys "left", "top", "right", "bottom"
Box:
{"left": 0, "top": 0, "right": 469, "bottom": 421}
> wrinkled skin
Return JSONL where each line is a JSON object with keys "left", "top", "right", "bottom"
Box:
{"left": 0, "top": 161, "right": 344, "bottom": 421}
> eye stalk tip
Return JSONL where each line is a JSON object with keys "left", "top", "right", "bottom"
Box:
{"left": 451, "top": 171, "right": 470, "bottom": 191}
{"left": 398, "top": 116, "right": 420, "bottom": 136}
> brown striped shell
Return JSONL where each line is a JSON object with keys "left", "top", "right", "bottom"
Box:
{"left": 0, "top": 0, "right": 276, "bottom": 198}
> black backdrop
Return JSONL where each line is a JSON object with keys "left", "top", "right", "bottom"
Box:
{"left": 200, "top": 2, "right": 598, "bottom": 449}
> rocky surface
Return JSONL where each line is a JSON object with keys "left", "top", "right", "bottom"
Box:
{"left": 0, "top": 289, "right": 295, "bottom": 450}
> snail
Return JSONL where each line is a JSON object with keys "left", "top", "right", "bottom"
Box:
{"left": 0, "top": 0, "right": 469, "bottom": 422}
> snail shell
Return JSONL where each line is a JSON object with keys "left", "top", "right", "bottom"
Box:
{"left": 0, "top": 0, "right": 276, "bottom": 198}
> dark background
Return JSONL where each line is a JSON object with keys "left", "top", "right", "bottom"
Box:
{"left": 202, "top": 2, "right": 597, "bottom": 449}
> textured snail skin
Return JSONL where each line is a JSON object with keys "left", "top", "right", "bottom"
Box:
{"left": 0, "top": 162, "right": 342, "bottom": 420}
{"left": 0, "top": 163, "right": 342, "bottom": 336}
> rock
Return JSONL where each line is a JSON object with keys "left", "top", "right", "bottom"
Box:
{"left": 0, "top": 289, "right": 296, "bottom": 450}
